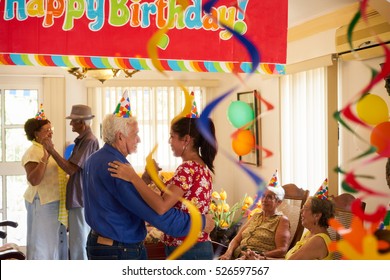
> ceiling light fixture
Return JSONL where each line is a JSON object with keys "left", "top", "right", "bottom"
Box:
{"left": 67, "top": 67, "right": 139, "bottom": 83}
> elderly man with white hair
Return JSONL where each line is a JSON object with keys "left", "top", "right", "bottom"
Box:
{"left": 219, "top": 171, "right": 291, "bottom": 260}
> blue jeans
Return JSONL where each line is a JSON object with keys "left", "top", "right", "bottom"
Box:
{"left": 164, "top": 241, "right": 213, "bottom": 260}
{"left": 86, "top": 231, "right": 147, "bottom": 260}
{"left": 68, "top": 208, "right": 90, "bottom": 260}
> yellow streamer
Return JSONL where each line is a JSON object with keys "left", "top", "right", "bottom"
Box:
{"left": 145, "top": 0, "right": 203, "bottom": 260}
{"left": 146, "top": 145, "right": 202, "bottom": 260}
{"left": 147, "top": 25, "right": 170, "bottom": 74}
{"left": 147, "top": 1, "right": 189, "bottom": 74}
{"left": 171, "top": 89, "right": 194, "bottom": 125}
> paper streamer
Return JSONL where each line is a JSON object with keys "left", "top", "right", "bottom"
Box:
{"left": 328, "top": 215, "right": 386, "bottom": 259}
{"left": 331, "top": 1, "right": 390, "bottom": 259}
{"left": 145, "top": 145, "right": 202, "bottom": 260}
{"left": 335, "top": 0, "right": 390, "bottom": 209}
{"left": 143, "top": 2, "right": 204, "bottom": 260}
{"left": 197, "top": 0, "right": 269, "bottom": 200}
{"left": 335, "top": 235, "right": 390, "bottom": 260}
{"left": 350, "top": 199, "right": 388, "bottom": 223}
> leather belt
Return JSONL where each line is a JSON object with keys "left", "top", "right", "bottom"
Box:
{"left": 91, "top": 230, "right": 114, "bottom": 246}
{"left": 90, "top": 229, "right": 144, "bottom": 248}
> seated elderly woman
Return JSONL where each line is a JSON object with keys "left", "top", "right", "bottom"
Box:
{"left": 219, "top": 186, "right": 291, "bottom": 260}
{"left": 241, "top": 195, "right": 335, "bottom": 260}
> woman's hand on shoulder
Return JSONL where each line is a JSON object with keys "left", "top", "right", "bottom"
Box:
{"left": 108, "top": 160, "right": 136, "bottom": 182}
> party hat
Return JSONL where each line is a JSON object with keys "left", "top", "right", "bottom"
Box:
{"left": 266, "top": 170, "right": 285, "bottom": 200}
{"left": 268, "top": 170, "right": 280, "bottom": 188}
{"left": 185, "top": 91, "right": 199, "bottom": 118}
{"left": 35, "top": 103, "right": 47, "bottom": 120}
{"left": 113, "top": 90, "right": 132, "bottom": 118}
{"left": 315, "top": 178, "right": 328, "bottom": 200}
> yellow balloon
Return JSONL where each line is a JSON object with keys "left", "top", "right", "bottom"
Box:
{"left": 356, "top": 94, "right": 389, "bottom": 125}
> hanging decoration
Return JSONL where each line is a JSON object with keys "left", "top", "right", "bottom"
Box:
{"left": 331, "top": 0, "right": 390, "bottom": 260}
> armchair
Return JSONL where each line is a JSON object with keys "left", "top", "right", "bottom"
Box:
{"left": 327, "top": 193, "right": 366, "bottom": 259}
{"left": 0, "top": 220, "right": 26, "bottom": 260}
{"left": 279, "top": 184, "right": 309, "bottom": 250}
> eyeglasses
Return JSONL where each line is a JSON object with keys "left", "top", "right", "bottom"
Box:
{"left": 261, "top": 194, "right": 277, "bottom": 201}
{"left": 40, "top": 127, "right": 54, "bottom": 133}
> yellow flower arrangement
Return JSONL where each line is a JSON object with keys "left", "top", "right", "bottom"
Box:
{"left": 209, "top": 188, "right": 254, "bottom": 229}
{"left": 247, "top": 199, "right": 262, "bottom": 218}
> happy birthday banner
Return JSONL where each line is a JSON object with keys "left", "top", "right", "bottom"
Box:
{"left": 0, "top": 0, "right": 287, "bottom": 74}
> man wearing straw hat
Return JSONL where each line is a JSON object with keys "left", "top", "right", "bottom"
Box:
{"left": 42, "top": 104, "right": 99, "bottom": 260}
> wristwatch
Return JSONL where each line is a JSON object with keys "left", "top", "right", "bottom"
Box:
{"left": 259, "top": 251, "right": 267, "bottom": 260}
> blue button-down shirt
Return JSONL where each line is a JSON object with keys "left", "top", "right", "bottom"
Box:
{"left": 83, "top": 143, "right": 202, "bottom": 244}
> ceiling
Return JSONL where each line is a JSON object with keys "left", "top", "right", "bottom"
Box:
{"left": 288, "top": 0, "right": 358, "bottom": 28}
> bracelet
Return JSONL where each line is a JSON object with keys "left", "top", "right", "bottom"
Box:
{"left": 40, "top": 159, "right": 48, "bottom": 164}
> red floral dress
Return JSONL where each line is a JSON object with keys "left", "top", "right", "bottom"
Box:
{"left": 162, "top": 160, "right": 213, "bottom": 246}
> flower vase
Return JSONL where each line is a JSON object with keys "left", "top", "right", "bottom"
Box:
{"left": 210, "top": 222, "right": 242, "bottom": 246}
{"left": 210, "top": 227, "right": 229, "bottom": 246}
{"left": 225, "top": 222, "right": 242, "bottom": 241}
{"left": 210, "top": 223, "right": 242, "bottom": 257}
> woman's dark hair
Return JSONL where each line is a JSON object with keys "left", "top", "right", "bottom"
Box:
{"left": 171, "top": 117, "right": 217, "bottom": 173}
{"left": 310, "top": 197, "right": 335, "bottom": 228}
{"left": 24, "top": 118, "right": 50, "bottom": 141}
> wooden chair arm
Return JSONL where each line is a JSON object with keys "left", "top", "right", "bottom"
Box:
{"left": 0, "top": 249, "right": 26, "bottom": 260}
{"left": 0, "top": 231, "right": 6, "bottom": 239}
{"left": 0, "top": 221, "right": 18, "bottom": 228}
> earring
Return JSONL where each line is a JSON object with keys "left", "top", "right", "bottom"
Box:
{"left": 181, "top": 144, "right": 187, "bottom": 156}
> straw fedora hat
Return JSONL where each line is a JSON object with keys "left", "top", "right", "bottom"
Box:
{"left": 66, "top": 105, "right": 95, "bottom": 120}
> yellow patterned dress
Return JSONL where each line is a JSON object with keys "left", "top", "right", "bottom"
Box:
{"left": 233, "top": 211, "right": 283, "bottom": 258}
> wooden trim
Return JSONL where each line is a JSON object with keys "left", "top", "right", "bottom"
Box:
{"left": 326, "top": 62, "right": 339, "bottom": 196}
{"left": 288, "top": 3, "right": 364, "bottom": 42}
{"left": 43, "top": 77, "right": 66, "bottom": 155}
{"left": 285, "top": 55, "right": 334, "bottom": 74}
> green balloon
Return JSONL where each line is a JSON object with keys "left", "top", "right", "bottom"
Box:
{"left": 227, "top": 101, "right": 255, "bottom": 129}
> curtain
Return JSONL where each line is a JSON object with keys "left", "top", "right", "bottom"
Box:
{"left": 280, "top": 67, "right": 328, "bottom": 194}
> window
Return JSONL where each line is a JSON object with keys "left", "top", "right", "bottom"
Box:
{"left": 0, "top": 85, "right": 40, "bottom": 246}
{"left": 94, "top": 86, "right": 205, "bottom": 171}
{"left": 280, "top": 67, "right": 328, "bottom": 195}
